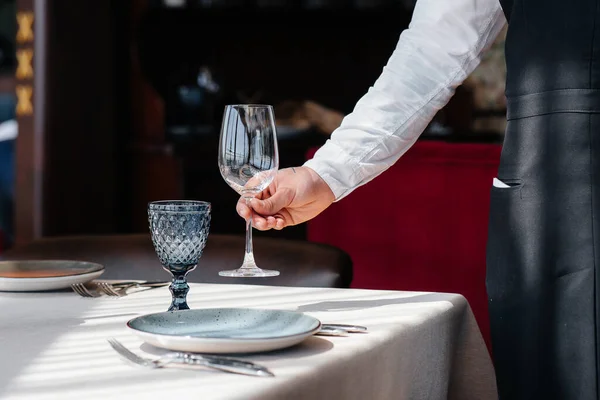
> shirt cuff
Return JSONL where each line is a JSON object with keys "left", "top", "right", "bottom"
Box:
{"left": 303, "top": 141, "right": 359, "bottom": 201}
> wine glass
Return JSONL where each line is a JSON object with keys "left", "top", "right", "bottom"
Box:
{"left": 218, "top": 104, "right": 280, "bottom": 277}
{"left": 148, "top": 200, "right": 211, "bottom": 311}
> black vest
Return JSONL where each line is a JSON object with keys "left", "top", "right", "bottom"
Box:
{"left": 486, "top": 1, "right": 600, "bottom": 399}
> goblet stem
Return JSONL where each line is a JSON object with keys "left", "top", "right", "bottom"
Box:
{"left": 241, "top": 197, "right": 258, "bottom": 269}
{"left": 167, "top": 265, "right": 196, "bottom": 311}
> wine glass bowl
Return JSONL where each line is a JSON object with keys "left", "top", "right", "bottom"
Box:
{"left": 148, "top": 200, "right": 211, "bottom": 311}
{"left": 218, "top": 104, "right": 280, "bottom": 277}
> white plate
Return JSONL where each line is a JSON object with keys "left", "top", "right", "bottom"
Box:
{"left": 127, "top": 308, "right": 322, "bottom": 354}
{"left": 0, "top": 260, "right": 105, "bottom": 292}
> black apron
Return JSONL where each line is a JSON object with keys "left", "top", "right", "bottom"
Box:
{"left": 486, "top": 0, "right": 600, "bottom": 398}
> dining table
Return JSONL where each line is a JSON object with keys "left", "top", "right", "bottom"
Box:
{"left": 0, "top": 282, "right": 497, "bottom": 400}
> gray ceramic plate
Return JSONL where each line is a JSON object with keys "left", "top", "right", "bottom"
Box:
{"left": 0, "top": 260, "right": 105, "bottom": 292}
{"left": 127, "top": 308, "right": 322, "bottom": 354}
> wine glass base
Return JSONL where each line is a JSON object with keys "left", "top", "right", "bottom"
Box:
{"left": 219, "top": 268, "right": 280, "bottom": 278}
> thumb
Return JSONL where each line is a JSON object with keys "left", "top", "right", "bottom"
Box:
{"left": 250, "top": 190, "right": 291, "bottom": 216}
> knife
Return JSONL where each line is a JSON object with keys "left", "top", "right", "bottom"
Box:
{"left": 321, "top": 324, "right": 368, "bottom": 333}
{"left": 172, "top": 353, "right": 275, "bottom": 377}
{"left": 102, "top": 280, "right": 171, "bottom": 288}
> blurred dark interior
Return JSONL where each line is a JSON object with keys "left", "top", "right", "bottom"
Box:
{"left": 6, "top": 0, "right": 408, "bottom": 242}
{"left": 0, "top": 0, "right": 506, "bottom": 245}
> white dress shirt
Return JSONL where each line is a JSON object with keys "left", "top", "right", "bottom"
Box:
{"left": 303, "top": 0, "right": 507, "bottom": 200}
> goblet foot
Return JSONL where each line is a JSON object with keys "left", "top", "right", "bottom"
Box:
{"left": 218, "top": 267, "right": 280, "bottom": 278}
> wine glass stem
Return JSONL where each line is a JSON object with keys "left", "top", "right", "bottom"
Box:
{"left": 242, "top": 198, "right": 258, "bottom": 269}
{"left": 168, "top": 270, "right": 191, "bottom": 311}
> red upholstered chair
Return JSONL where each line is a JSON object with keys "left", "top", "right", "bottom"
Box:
{"left": 307, "top": 139, "right": 502, "bottom": 350}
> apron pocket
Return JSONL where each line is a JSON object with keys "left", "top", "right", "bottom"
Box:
{"left": 489, "top": 179, "right": 523, "bottom": 199}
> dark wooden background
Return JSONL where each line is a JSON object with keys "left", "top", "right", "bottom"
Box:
{"left": 10, "top": 0, "right": 419, "bottom": 245}
{"left": 10, "top": 0, "right": 496, "bottom": 245}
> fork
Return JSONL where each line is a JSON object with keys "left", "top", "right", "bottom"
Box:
{"left": 97, "top": 280, "right": 170, "bottom": 297}
{"left": 107, "top": 338, "right": 274, "bottom": 377}
{"left": 71, "top": 283, "right": 101, "bottom": 298}
{"left": 96, "top": 282, "right": 123, "bottom": 297}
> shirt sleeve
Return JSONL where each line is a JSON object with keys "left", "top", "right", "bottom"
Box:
{"left": 303, "top": 0, "right": 507, "bottom": 200}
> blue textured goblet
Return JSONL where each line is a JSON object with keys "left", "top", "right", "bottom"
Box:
{"left": 148, "top": 200, "right": 211, "bottom": 311}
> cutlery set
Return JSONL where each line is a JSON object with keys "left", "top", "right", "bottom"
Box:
{"left": 107, "top": 338, "right": 275, "bottom": 377}
{"left": 107, "top": 323, "right": 368, "bottom": 377}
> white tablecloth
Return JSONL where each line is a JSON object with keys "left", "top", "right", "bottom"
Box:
{"left": 0, "top": 283, "right": 497, "bottom": 400}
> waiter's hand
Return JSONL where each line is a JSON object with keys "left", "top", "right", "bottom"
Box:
{"left": 236, "top": 166, "right": 335, "bottom": 230}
